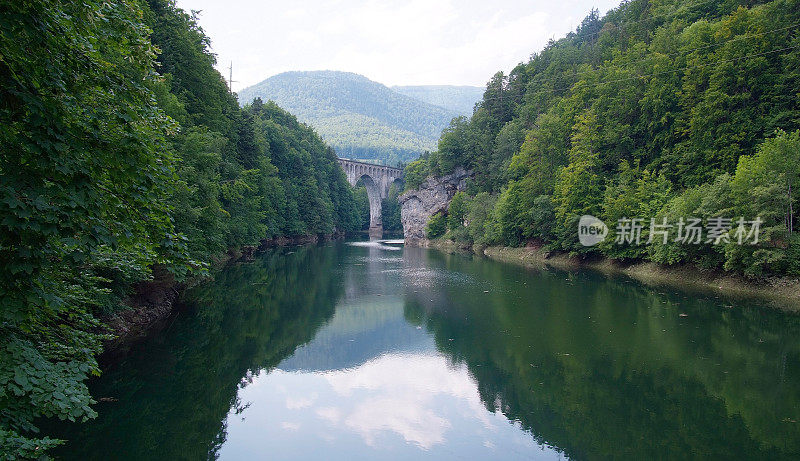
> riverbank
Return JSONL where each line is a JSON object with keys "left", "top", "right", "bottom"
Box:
{"left": 103, "top": 233, "right": 342, "bottom": 351}
{"left": 414, "top": 238, "right": 800, "bottom": 312}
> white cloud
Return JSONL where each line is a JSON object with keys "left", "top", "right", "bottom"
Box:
{"left": 286, "top": 394, "right": 317, "bottom": 410}
{"left": 281, "top": 421, "right": 301, "bottom": 431}
{"left": 315, "top": 406, "right": 342, "bottom": 424}
{"left": 319, "top": 353, "right": 496, "bottom": 449}
{"left": 220, "top": 353, "right": 562, "bottom": 458}
{"left": 175, "top": 0, "right": 624, "bottom": 91}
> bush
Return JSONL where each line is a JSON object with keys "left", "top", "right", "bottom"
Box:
{"left": 446, "top": 226, "right": 472, "bottom": 243}
{"left": 447, "top": 192, "right": 467, "bottom": 230}
{"left": 601, "top": 162, "right": 671, "bottom": 260}
{"left": 722, "top": 130, "right": 800, "bottom": 275}
{"left": 425, "top": 212, "right": 447, "bottom": 239}
{"left": 404, "top": 159, "right": 431, "bottom": 190}
{"left": 467, "top": 193, "right": 500, "bottom": 245}
{"left": 648, "top": 175, "right": 732, "bottom": 270}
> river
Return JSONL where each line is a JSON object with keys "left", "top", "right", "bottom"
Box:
{"left": 52, "top": 241, "right": 800, "bottom": 459}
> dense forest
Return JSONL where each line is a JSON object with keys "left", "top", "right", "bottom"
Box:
{"left": 391, "top": 85, "right": 484, "bottom": 116}
{"left": 237, "top": 71, "right": 461, "bottom": 166}
{"left": 408, "top": 0, "right": 800, "bottom": 277}
{"left": 0, "top": 0, "right": 360, "bottom": 456}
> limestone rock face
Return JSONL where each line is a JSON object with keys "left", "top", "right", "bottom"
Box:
{"left": 399, "top": 167, "right": 471, "bottom": 244}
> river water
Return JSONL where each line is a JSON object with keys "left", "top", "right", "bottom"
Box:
{"left": 53, "top": 241, "right": 800, "bottom": 459}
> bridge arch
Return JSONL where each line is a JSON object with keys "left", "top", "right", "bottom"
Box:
{"left": 338, "top": 158, "right": 404, "bottom": 237}
{"left": 356, "top": 174, "right": 382, "bottom": 230}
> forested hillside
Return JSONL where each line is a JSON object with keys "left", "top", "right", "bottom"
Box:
{"left": 237, "top": 71, "right": 460, "bottom": 165}
{"left": 408, "top": 0, "right": 800, "bottom": 277}
{"left": 0, "top": 0, "right": 358, "bottom": 455}
{"left": 392, "top": 85, "right": 483, "bottom": 116}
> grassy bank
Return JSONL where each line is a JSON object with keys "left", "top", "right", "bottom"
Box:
{"left": 417, "top": 239, "right": 800, "bottom": 312}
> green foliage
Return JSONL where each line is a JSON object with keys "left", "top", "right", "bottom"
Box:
{"left": 648, "top": 181, "right": 724, "bottom": 269}
{"left": 434, "top": 117, "right": 475, "bottom": 175}
{"left": 170, "top": 128, "right": 228, "bottom": 258}
{"left": 465, "top": 193, "right": 501, "bottom": 245}
{"left": 353, "top": 186, "right": 371, "bottom": 230}
{"left": 403, "top": 157, "right": 431, "bottom": 190}
{"left": 237, "top": 71, "right": 465, "bottom": 165}
{"left": 495, "top": 178, "right": 554, "bottom": 246}
{"left": 143, "top": 0, "right": 238, "bottom": 135}
{"left": 0, "top": 0, "right": 359, "bottom": 456}
{"left": 425, "top": 213, "right": 447, "bottom": 239}
{"left": 723, "top": 130, "right": 800, "bottom": 275}
{"left": 0, "top": 0, "right": 181, "bottom": 454}
{"left": 553, "top": 154, "right": 604, "bottom": 254}
{"left": 601, "top": 162, "right": 672, "bottom": 260}
{"left": 446, "top": 192, "right": 468, "bottom": 231}
{"left": 381, "top": 183, "right": 403, "bottom": 233}
{"left": 245, "top": 100, "right": 360, "bottom": 237}
{"left": 409, "top": 0, "right": 800, "bottom": 274}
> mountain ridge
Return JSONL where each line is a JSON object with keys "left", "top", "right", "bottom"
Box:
{"left": 392, "top": 84, "right": 483, "bottom": 116}
{"left": 237, "top": 71, "right": 480, "bottom": 165}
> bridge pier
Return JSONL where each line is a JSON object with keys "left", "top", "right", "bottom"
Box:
{"left": 337, "top": 158, "right": 404, "bottom": 238}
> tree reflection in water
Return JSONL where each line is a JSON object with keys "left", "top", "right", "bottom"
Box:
{"left": 51, "top": 244, "right": 800, "bottom": 460}
{"left": 401, "top": 247, "right": 800, "bottom": 459}
{"left": 51, "top": 246, "right": 343, "bottom": 460}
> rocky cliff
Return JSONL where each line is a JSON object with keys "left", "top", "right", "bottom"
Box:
{"left": 399, "top": 167, "right": 471, "bottom": 244}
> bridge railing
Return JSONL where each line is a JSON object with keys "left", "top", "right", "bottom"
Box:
{"left": 337, "top": 158, "right": 404, "bottom": 175}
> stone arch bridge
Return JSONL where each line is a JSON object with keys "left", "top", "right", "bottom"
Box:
{"left": 338, "top": 158, "right": 404, "bottom": 236}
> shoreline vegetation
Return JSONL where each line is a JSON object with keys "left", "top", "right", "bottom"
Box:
{"left": 1, "top": 1, "right": 366, "bottom": 455}
{"left": 414, "top": 238, "right": 800, "bottom": 311}
{"left": 103, "top": 233, "right": 341, "bottom": 350}
{"left": 401, "top": 0, "right": 800, "bottom": 304}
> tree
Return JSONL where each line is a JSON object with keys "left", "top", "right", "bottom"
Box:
{"left": 447, "top": 192, "right": 468, "bottom": 230}
{"left": 552, "top": 112, "right": 605, "bottom": 253}
{"left": 426, "top": 213, "right": 447, "bottom": 239}
{"left": 382, "top": 183, "right": 403, "bottom": 233}
{"left": 0, "top": 1, "right": 361, "bottom": 455}
{"left": 404, "top": 158, "right": 431, "bottom": 190}
{"left": 724, "top": 130, "right": 800, "bottom": 275}
{"left": 601, "top": 162, "right": 671, "bottom": 260}
{"left": 0, "top": 0, "right": 183, "bottom": 453}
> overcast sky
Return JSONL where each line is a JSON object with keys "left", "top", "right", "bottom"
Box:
{"left": 175, "top": 0, "right": 623, "bottom": 92}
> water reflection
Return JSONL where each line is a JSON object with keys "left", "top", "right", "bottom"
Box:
{"left": 50, "top": 247, "right": 343, "bottom": 460}
{"left": 51, "top": 242, "right": 800, "bottom": 459}
{"left": 214, "top": 241, "right": 558, "bottom": 459}
{"left": 402, "top": 247, "right": 800, "bottom": 459}
{"left": 220, "top": 353, "right": 544, "bottom": 459}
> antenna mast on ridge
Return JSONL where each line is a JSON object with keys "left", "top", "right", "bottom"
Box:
{"left": 228, "top": 62, "right": 237, "bottom": 93}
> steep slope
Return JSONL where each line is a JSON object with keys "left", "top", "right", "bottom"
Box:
{"left": 392, "top": 85, "right": 483, "bottom": 116}
{"left": 0, "top": 1, "right": 362, "bottom": 455}
{"left": 237, "top": 71, "right": 459, "bottom": 165}
{"left": 403, "top": 0, "right": 800, "bottom": 278}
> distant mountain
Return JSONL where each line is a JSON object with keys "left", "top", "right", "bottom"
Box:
{"left": 237, "top": 71, "right": 461, "bottom": 165}
{"left": 392, "top": 85, "right": 483, "bottom": 116}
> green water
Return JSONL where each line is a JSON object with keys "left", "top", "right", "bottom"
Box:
{"left": 52, "top": 242, "right": 800, "bottom": 459}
